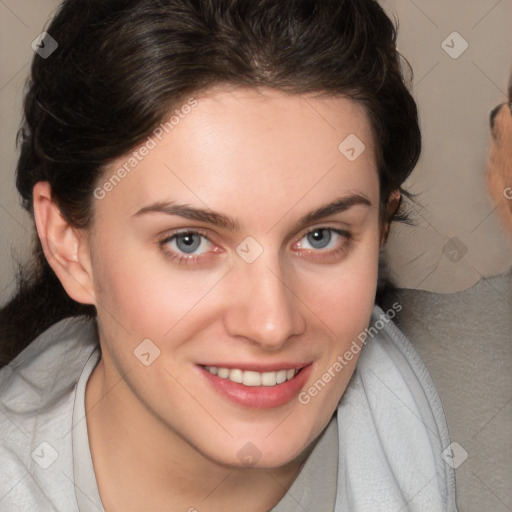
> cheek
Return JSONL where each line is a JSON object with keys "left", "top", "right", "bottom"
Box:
{"left": 308, "top": 232, "right": 380, "bottom": 323}
{"left": 90, "top": 234, "right": 191, "bottom": 334}
{"left": 90, "top": 232, "right": 235, "bottom": 351}
{"left": 311, "top": 232, "right": 380, "bottom": 367}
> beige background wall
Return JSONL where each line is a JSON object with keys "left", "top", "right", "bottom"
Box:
{"left": 1, "top": 0, "right": 511, "bottom": 304}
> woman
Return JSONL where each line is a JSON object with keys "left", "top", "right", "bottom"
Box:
{"left": 0, "top": 0, "right": 457, "bottom": 510}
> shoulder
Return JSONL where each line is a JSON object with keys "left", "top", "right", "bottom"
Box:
{"left": 0, "top": 315, "right": 99, "bottom": 418}
{"left": 333, "top": 303, "right": 457, "bottom": 511}
{"left": 388, "top": 268, "right": 512, "bottom": 511}
{"left": 0, "top": 315, "right": 100, "bottom": 510}
{"left": 392, "top": 266, "right": 511, "bottom": 328}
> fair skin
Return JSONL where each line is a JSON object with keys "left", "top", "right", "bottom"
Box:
{"left": 486, "top": 79, "right": 512, "bottom": 236}
{"left": 33, "top": 86, "right": 398, "bottom": 511}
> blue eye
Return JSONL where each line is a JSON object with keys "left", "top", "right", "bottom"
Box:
{"left": 299, "top": 228, "right": 346, "bottom": 251}
{"left": 159, "top": 226, "right": 352, "bottom": 266}
{"left": 174, "top": 232, "right": 203, "bottom": 254}
{"left": 161, "top": 231, "right": 212, "bottom": 258}
{"left": 304, "top": 228, "right": 333, "bottom": 249}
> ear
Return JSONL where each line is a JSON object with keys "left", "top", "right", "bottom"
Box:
{"left": 32, "top": 181, "right": 96, "bottom": 305}
{"left": 380, "top": 189, "right": 401, "bottom": 247}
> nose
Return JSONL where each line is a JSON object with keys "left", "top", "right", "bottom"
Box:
{"left": 224, "top": 259, "right": 306, "bottom": 351}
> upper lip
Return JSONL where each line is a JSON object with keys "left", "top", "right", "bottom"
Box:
{"left": 199, "top": 362, "right": 312, "bottom": 372}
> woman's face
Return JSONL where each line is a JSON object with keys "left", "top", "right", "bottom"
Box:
{"left": 86, "top": 86, "right": 383, "bottom": 468}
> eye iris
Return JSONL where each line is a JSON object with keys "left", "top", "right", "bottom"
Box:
{"left": 176, "top": 233, "right": 201, "bottom": 253}
{"left": 307, "top": 229, "right": 331, "bottom": 249}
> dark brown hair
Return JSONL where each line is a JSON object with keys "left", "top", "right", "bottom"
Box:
{"left": 1, "top": 0, "right": 421, "bottom": 366}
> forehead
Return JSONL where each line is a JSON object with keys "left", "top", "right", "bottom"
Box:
{"left": 96, "top": 87, "right": 379, "bottom": 222}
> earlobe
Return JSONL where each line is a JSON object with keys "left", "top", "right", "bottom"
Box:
{"left": 32, "top": 181, "right": 96, "bottom": 305}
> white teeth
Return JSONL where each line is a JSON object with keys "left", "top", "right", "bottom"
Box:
{"left": 276, "top": 370, "right": 287, "bottom": 384}
{"left": 218, "top": 368, "right": 230, "bottom": 379}
{"left": 205, "top": 366, "right": 298, "bottom": 386}
{"left": 243, "top": 371, "right": 261, "bottom": 387}
{"left": 261, "top": 371, "right": 277, "bottom": 386}
{"left": 229, "top": 369, "right": 243, "bottom": 383}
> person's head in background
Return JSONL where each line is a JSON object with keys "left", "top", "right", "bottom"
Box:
{"left": 2, "top": 0, "right": 420, "bottom": 475}
{"left": 487, "top": 72, "right": 512, "bottom": 236}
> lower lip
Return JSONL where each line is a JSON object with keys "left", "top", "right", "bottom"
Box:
{"left": 199, "top": 364, "right": 313, "bottom": 409}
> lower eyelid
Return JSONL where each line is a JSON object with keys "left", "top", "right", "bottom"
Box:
{"left": 160, "top": 227, "right": 351, "bottom": 263}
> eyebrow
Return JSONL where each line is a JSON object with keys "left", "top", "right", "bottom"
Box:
{"left": 132, "top": 193, "right": 372, "bottom": 232}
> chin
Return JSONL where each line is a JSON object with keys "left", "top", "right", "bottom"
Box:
{"left": 196, "top": 429, "right": 314, "bottom": 470}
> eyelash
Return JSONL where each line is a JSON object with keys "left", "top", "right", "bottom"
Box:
{"left": 158, "top": 227, "right": 352, "bottom": 265}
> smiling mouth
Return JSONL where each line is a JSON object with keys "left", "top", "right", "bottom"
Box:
{"left": 202, "top": 366, "right": 301, "bottom": 387}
